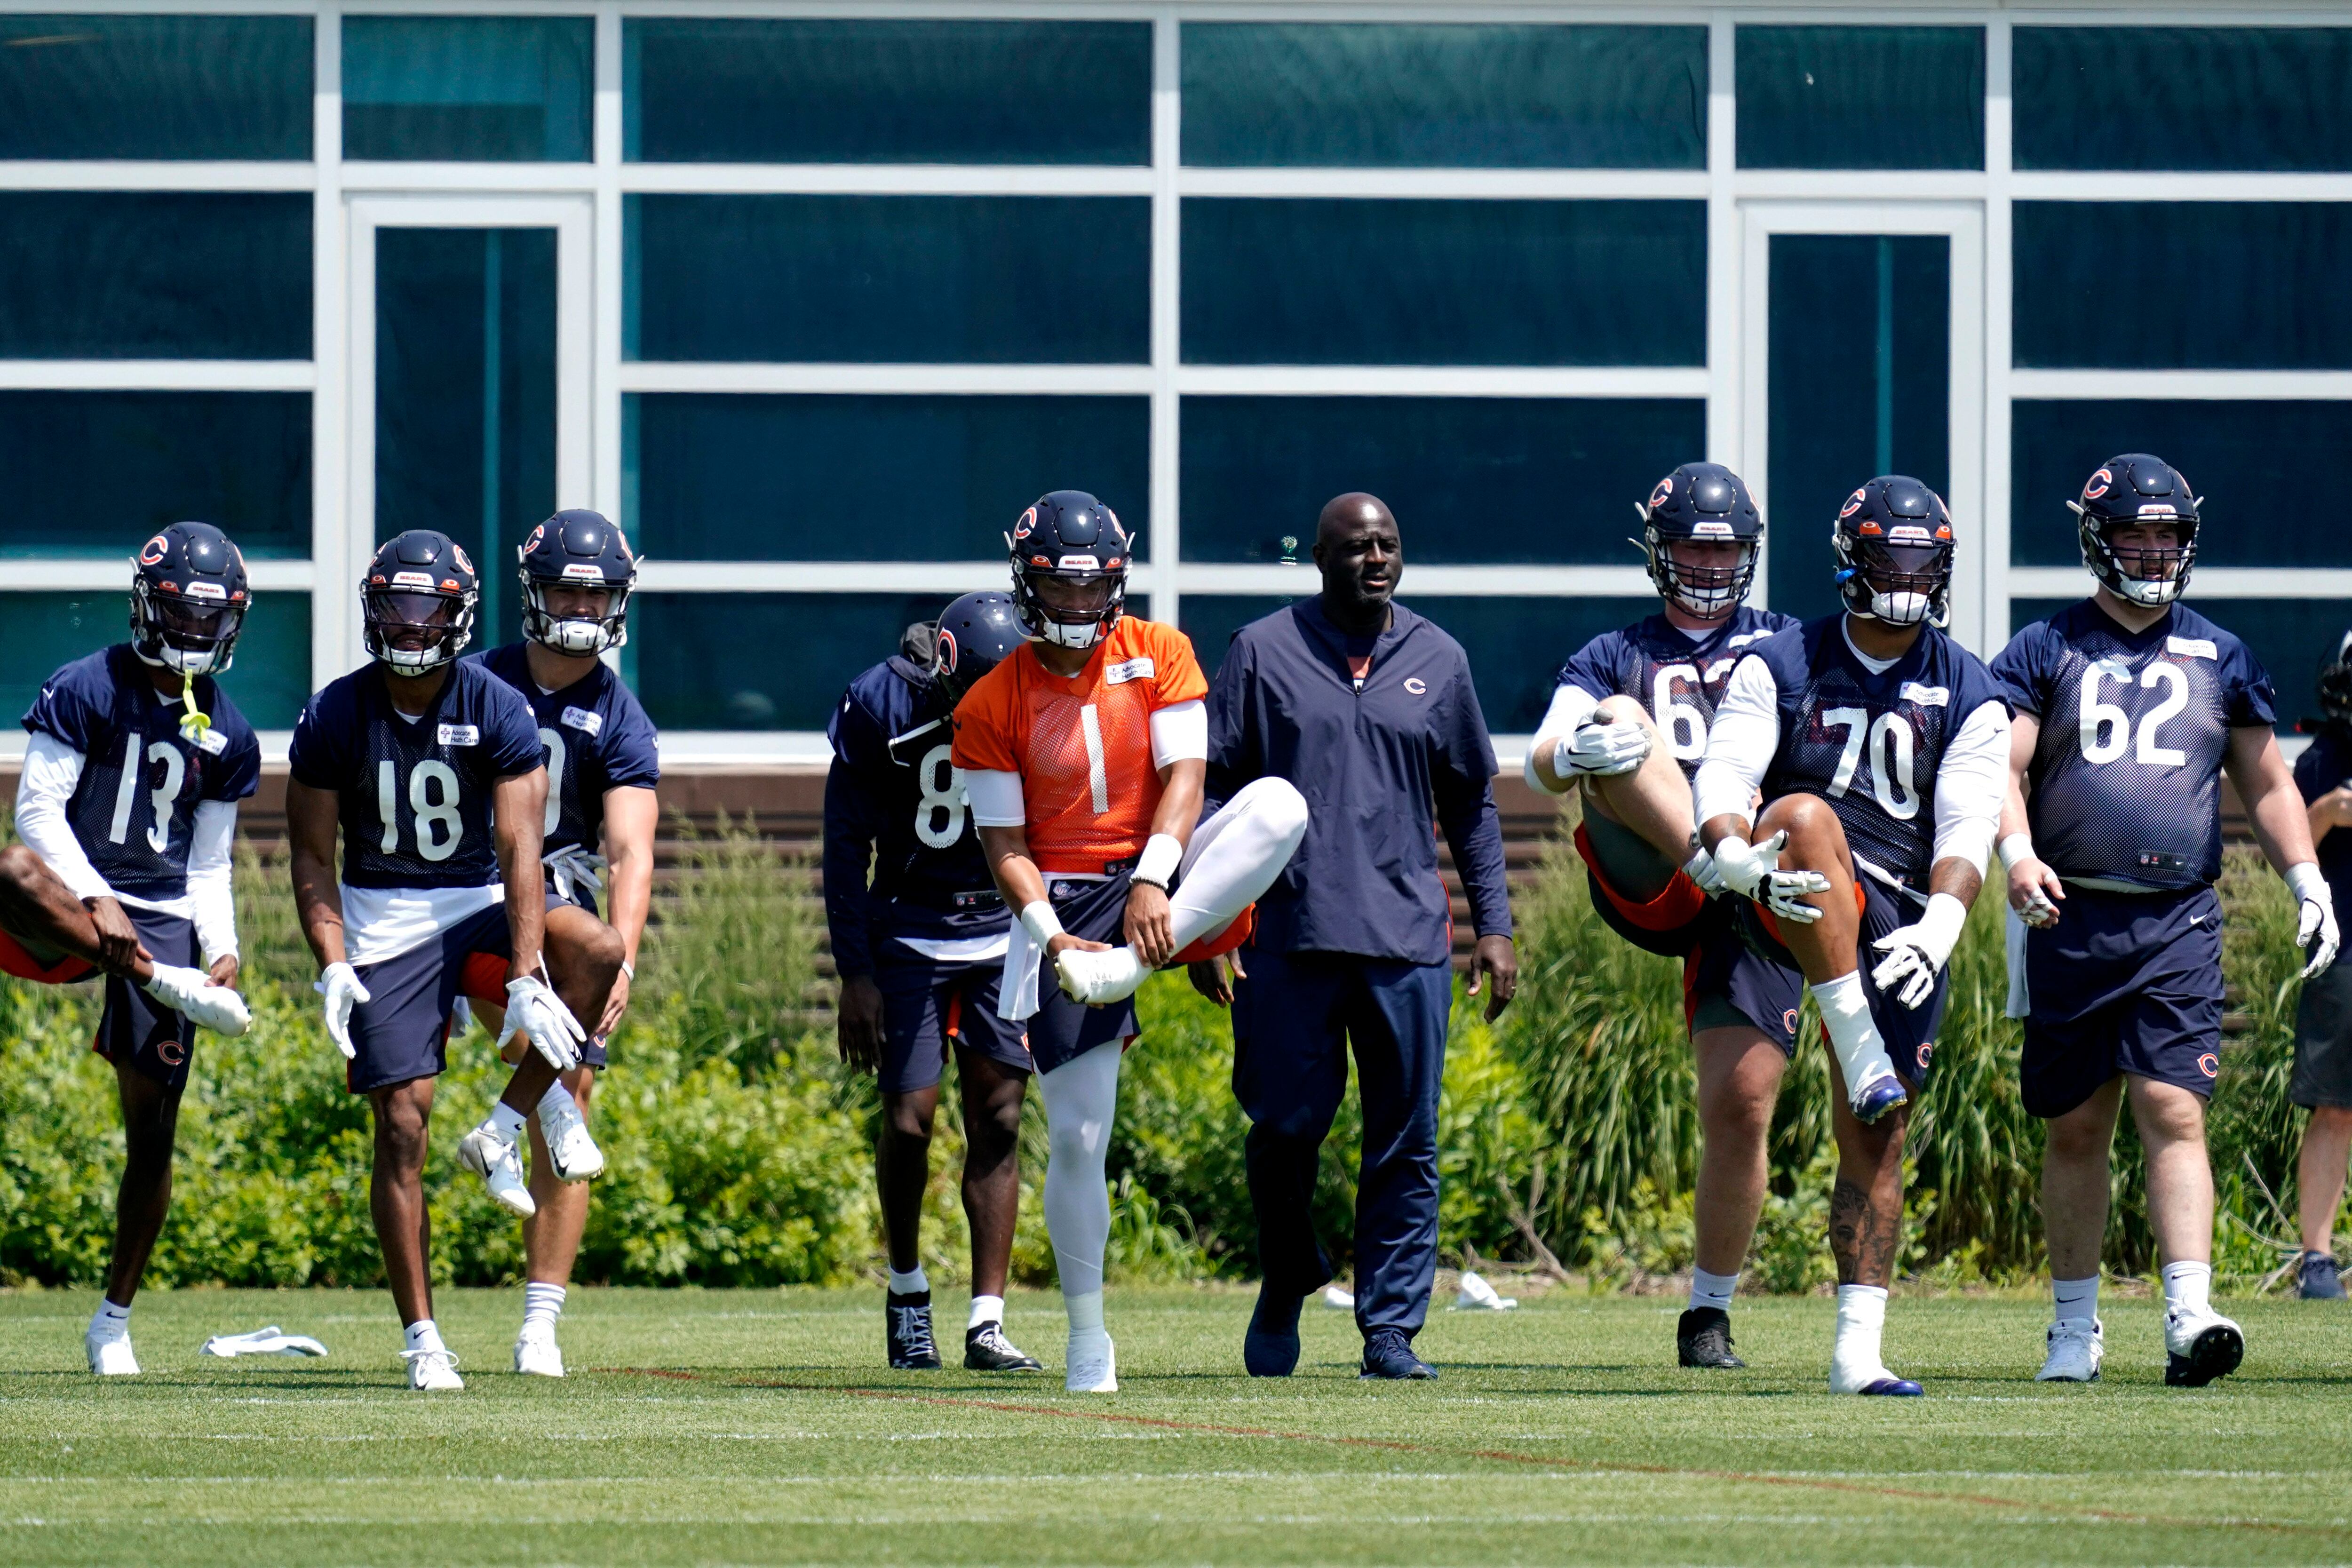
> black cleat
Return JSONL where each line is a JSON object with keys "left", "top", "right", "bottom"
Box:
{"left": 964, "top": 1321, "right": 1043, "bottom": 1372}
{"left": 1677, "top": 1306, "right": 1746, "bottom": 1369}
{"left": 1359, "top": 1327, "right": 1436, "bottom": 1380}
{"left": 1244, "top": 1283, "right": 1305, "bottom": 1377}
{"left": 886, "top": 1290, "right": 941, "bottom": 1370}
{"left": 2300, "top": 1251, "right": 2346, "bottom": 1300}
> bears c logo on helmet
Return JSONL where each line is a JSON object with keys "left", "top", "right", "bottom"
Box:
{"left": 139, "top": 534, "right": 169, "bottom": 566}
{"left": 2083, "top": 467, "right": 2113, "bottom": 501}
{"left": 451, "top": 543, "right": 474, "bottom": 575}
{"left": 1650, "top": 478, "right": 1674, "bottom": 509}
{"left": 936, "top": 628, "right": 959, "bottom": 674}
{"left": 1839, "top": 489, "right": 1866, "bottom": 518}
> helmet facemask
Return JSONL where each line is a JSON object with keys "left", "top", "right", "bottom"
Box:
{"left": 131, "top": 580, "right": 245, "bottom": 677}
{"left": 520, "top": 572, "right": 630, "bottom": 655}
{"left": 364, "top": 588, "right": 475, "bottom": 675}
{"left": 1014, "top": 562, "right": 1125, "bottom": 650}
{"left": 1644, "top": 526, "right": 1757, "bottom": 621}
{"left": 1838, "top": 539, "right": 1951, "bottom": 627}
{"left": 2075, "top": 509, "right": 2198, "bottom": 608}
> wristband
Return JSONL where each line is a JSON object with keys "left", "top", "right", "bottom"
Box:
{"left": 1133, "top": 832, "right": 1183, "bottom": 890}
{"left": 620, "top": 960, "right": 635, "bottom": 979}
{"left": 1019, "top": 900, "right": 1065, "bottom": 947}
{"left": 1997, "top": 833, "right": 2036, "bottom": 873}
{"left": 2288, "top": 861, "right": 2328, "bottom": 905}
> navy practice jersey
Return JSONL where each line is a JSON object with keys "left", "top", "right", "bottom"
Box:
{"left": 288, "top": 660, "right": 545, "bottom": 890}
{"left": 1993, "top": 601, "right": 2273, "bottom": 891}
{"left": 2296, "top": 726, "right": 2352, "bottom": 928}
{"left": 1745, "top": 619, "right": 2010, "bottom": 894}
{"left": 1557, "top": 605, "right": 1801, "bottom": 776}
{"left": 469, "top": 643, "right": 661, "bottom": 858}
{"left": 20, "top": 644, "right": 261, "bottom": 899}
{"left": 823, "top": 654, "right": 1008, "bottom": 977}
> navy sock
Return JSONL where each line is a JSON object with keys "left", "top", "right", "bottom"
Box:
{"left": 1249, "top": 1282, "right": 1304, "bottom": 1338}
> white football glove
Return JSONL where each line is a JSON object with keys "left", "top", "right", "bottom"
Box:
{"left": 1710, "top": 829, "right": 1831, "bottom": 925}
{"left": 544, "top": 844, "right": 608, "bottom": 906}
{"left": 315, "top": 960, "right": 370, "bottom": 1060}
{"left": 505, "top": 974, "right": 587, "bottom": 1072}
{"left": 1555, "top": 720, "right": 1652, "bottom": 778}
{"left": 1870, "top": 892, "right": 1969, "bottom": 1011}
{"left": 2288, "top": 865, "right": 2341, "bottom": 981}
{"left": 1682, "top": 844, "right": 1727, "bottom": 896}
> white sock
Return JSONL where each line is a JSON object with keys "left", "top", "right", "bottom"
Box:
{"left": 535, "top": 1081, "right": 576, "bottom": 1121}
{"left": 404, "top": 1318, "right": 445, "bottom": 1354}
{"left": 2161, "top": 1260, "right": 2212, "bottom": 1316}
{"left": 1164, "top": 778, "right": 1311, "bottom": 953}
{"left": 1038, "top": 1040, "right": 1122, "bottom": 1305}
{"left": 969, "top": 1294, "right": 1005, "bottom": 1329}
{"left": 1832, "top": 1283, "right": 1889, "bottom": 1374}
{"left": 2052, "top": 1274, "right": 2099, "bottom": 1323}
{"left": 489, "top": 1100, "right": 527, "bottom": 1144}
{"left": 1812, "top": 972, "right": 1897, "bottom": 1094}
{"left": 887, "top": 1265, "right": 930, "bottom": 1297}
{"left": 1689, "top": 1268, "right": 1740, "bottom": 1314}
{"left": 522, "top": 1281, "right": 565, "bottom": 1336}
{"left": 89, "top": 1299, "right": 130, "bottom": 1341}
{"left": 1065, "top": 1290, "right": 1105, "bottom": 1336}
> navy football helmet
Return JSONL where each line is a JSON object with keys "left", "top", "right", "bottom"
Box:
{"left": 2069, "top": 453, "right": 2200, "bottom": 608}
{"left": 1832, "top": 476, "right": 1955, "bottom": 629}
{"left": 2320, "top": 630, "right": 2352, "bottom": 731}
{"left": 1007, "top": 490, "right": 1133, "bottom": 650}
{"left": 1634, "top": 462, "right": 1763, "bottom": 620}
{"left": 931, "top": 591, "right": 1025, "bottom": 705}
{"left": 519, "top": 508, "right": 637, "bottom": 655}
{"left": 129, "top": 521, "right": 249, "bottom": 677}
{"left": 363, "top": 529, "right": 479, "bottom": 675}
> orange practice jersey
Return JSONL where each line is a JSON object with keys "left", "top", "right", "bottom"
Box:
{"left": 951, "top": 616, "right": 1208, "bottom": 875}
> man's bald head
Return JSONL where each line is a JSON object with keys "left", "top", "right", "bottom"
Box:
{"left": 1312, "top": 492, "right": 1402, "bottom": 635}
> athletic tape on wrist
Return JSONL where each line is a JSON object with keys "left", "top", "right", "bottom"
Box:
{"left": 1996, "top": 833, "right": 2035, "bottom": 873}
{"left": 1133, "top": 833, "right": 1182, "bottom": 889}
{"left": 1020, "top": 900, "right": 1065, "bottom": 946}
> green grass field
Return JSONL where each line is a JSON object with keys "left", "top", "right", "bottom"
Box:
{"left": 4, "top": 1287, "right": 2351, "bottom": 1566}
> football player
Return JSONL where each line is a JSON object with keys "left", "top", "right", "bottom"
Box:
{"left": 0, "top": 523, "right": 258, "bottom": 1376}
{"left": 1693, "top": 476, "right": 2010, "bottom": 1397}
{"left": 2289, "top": 630, "right": 2352, "bottom": 1301}
{"left": 827, "top": 590, "right": 1042, "bottom": 1374}
{"left": 1523, "top": 463, "right": 1803, "bottom": 1370}
{"left": 285, "top": 529, "right": 617, "bottom": 1390}
{"left": 952, "top": 491, "right": 1306, "bottom": 1393}
{"left": 462, "top": 510, "right": 655, "bottom": 1377}
{"left": 1994, "top": 455, "right": 2336, "bottom": 1386}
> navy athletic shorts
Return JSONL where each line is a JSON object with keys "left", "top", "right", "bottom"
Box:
{"left": 1026, "top": 870, "right": 1141, "bottom": 1075}
{"left": 2020, "top": 883, "right": 2223, "bottom": 1119}
{"left": 0, "top": 906, "right": 202, "bottom": 1091}
{"left": 346, "top": 903, "right": 513, "bottom": 1095}
{"left": 873, "top": 938, "right": 1031, "bottom": 1094}
{"left": 1732, "top": 874, "right": 1949, "bottom": 1085}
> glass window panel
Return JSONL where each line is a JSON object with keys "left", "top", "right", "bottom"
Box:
{"left": 1736, "top": 26, "right": 1983, "bottom": 170}
{"left": 627, "top": 394, "right": 1147, "bottom": 562}
{"left": 0, "top": 392, "right": 310, "bottom": 559}
{"left": 1769, "top": 235, "right": 1950, "bottom": 624}
{"left": 2011, "top": 401, "right": 2352, "bottom": 570}
{"left": 0, "top": 15, "right": 310, "bottom": 159}
{"left": 1182, "top": 199, "right": 1704, "bottom": 366}
{"left": 629, "top": 195, "right": 1150, "bottom": 365}
{"left": 2011, "top": 596, "right": 2344, "bottom": 735}
{"left": 633, "top": 592, "right": 973, "bottom": 732}
{"left": 1180, "top": 396, "right": 1703, "bottom": 565}
{"left": 376, "top": 229, "right": 557, "bottom": 652}
{"left": 1180, "top": 24, "right": 1705, "bottom": 169}
{"left": 1177, "top": 595, "right": 1295, "bottom": 684}
{"left": 0, "top": 193, "right": 309, "bottom": 360}
{"left": 343, "top": 16, "right": 591, "bottom": 162}
{"left": 2015, "top": 28, "right": 2352, "bottom": 173}
{"left": 0, "top": 591, "right": 307, "bottom": 732}
{"left": 624, "top": 19, "right": 1149, "bottom": 165}
{"left": 2014, "top": 203, "right": 2352, "bottom": 370}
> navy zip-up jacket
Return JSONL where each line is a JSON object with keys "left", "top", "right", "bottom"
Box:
{"left": 1206, "top": 596, "right": 1512, "bottom": 965}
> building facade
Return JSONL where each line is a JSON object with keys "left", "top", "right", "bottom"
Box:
{"left": 0, "top": 2, "right": 2341, "bottom": 762}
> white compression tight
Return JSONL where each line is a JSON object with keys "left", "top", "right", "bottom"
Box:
{"left": 1163, "top": 776, "right": 1310, "bottom": 953}
{"left": 1037, "top": 1039, "right": 1124, "bottom": 1306}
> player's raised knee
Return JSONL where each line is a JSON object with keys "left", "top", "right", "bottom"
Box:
{"left": 1593, "top": 693, "right": 1661, "bottom": 737}
{"left": 1245, "top": 775, "right": 1310, "bottom": 845}
{"left": 0, "top": 842, "right": 45, "bottom": 894}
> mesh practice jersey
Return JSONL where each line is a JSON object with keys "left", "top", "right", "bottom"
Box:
{"left": 1551, "top": 605, "right": 1801, "bottom": 778}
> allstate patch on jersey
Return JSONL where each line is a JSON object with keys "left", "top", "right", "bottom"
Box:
{"left": 2167, "top": 635, "right": 2218, "bottom": 661}
{"left": 561, "top": 704, "right": 603, "bottom": 736}
{"left": 1899, "top": 682, "right": 1950, "bottom": 707}
{"left": 1104, "top": 657, "right": 1155, "bottom": 685}
{"left": 436, "top": 723, "right": 480, "bottom": 746}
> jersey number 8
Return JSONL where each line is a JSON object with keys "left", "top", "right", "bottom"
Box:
{"left": 914, "top": 742, "right": 967, "bottom": 850}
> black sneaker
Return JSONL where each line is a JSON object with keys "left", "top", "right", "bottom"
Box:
{"left": 2300, "top": 1251, "right": 2346, "bottom": 1300}
{"left": 1677, "top": 1306, "right": 1746, "bottom": 1369}
{"left": 965, "top": 1321, "right": 1043, "bottom": 1372}
{"left": 886, "top": 1290, "right": 941, "bottom": 1369}
{"left": 1359, "top": 1328, "right": 1436, "bottom": 1380}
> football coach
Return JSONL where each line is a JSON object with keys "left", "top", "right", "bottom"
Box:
{"left": 1191, "top": 491, "right": 1517, "bottom": 1380}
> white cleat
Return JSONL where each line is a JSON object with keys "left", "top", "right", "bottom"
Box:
{"left": 1054, "top": 946, "right": 1147, "bottom": 1007}
{"left": 458, "top": 1120, "right": 537, "bottom": 1218}
{"left": 86, "top": 1333, "right": 139, "bottom": 1376}
{"left": 1065, "top": 1328, "right": 1117, "bottom": 1393}
{"left": 403, "top": 1346, "right": 464, "bottom": 1391}
{"left": 2164, "top": 1304, "right": 2245, "bottom": 1387}
{"left": 537, "top": 1093, "right": 604, "bottom": 1183}
{"left": 2036, "top": 1316, "right": 2103, "bottom": 1383}
{"left": 514, "top": 1323, "right": 565, "bottom": 1378}
{"left": 141, "top": 963, "right": 251, "bottom": 1037}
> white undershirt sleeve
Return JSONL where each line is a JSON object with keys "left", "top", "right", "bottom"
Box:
{"left": 1148, "top": 699, "right": 1208, "bottom": 769}
{"left": 1931, "top": 699, "right": 2012, "bottom": 874}
{"left": 188, "top": 798, "right": 239, "bottom": 966}
{"left": 962, "top": 767, "right": 1027, "bottom": 828}
{"left": 14, "top": 732, "right": 112, "bottom": 902}
{"left": 1522, "top": 683, "right": 1601, "bottom": 795}
{"left": 1692, "top": 658, "right": 1781, "bottom": 833}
